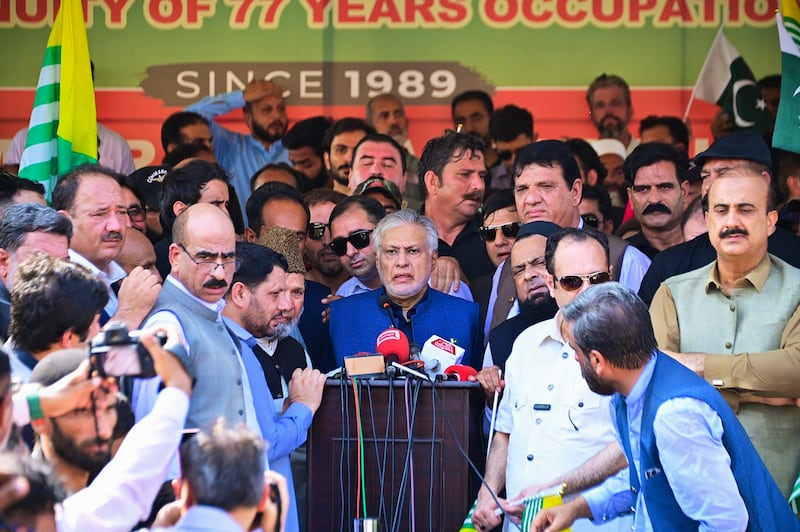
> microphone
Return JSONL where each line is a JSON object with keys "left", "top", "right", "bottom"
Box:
{"left": 419, "top": 335, "right": 464, "bottom": 378}
{"left": 442, "top": 364, "right": 478, "bottom": 381}
{"left": 376, "top": 328, "right": 410, "bottom": 364}
{"left": 378, "top": 294, "right": 397, "bottom": 329}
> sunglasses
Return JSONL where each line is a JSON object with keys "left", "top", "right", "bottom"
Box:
{"left": 127, "top": 205, "right": 145, "bottom": 223}
{"left": 479, "top": 221, "right": 520, "bottom": 242}
{"left": 307, "top": 222, "right": 327, "bottom": 241}
{"left": 330, "top": 230, "right": 372, "bottom": 256}
{"left": 556, "top": 272, "right": 611, "bottom": 292}
{"left": 581, "top": 213, "right": 601, "bottom": 228}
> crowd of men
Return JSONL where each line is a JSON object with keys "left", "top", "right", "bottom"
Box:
{"left": 0, "top": 70, "right": 798, "bottom": 531}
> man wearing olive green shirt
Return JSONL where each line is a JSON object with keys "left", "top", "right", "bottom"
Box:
{"left": 649, "top": 166, "right": 800, "bottom": 496}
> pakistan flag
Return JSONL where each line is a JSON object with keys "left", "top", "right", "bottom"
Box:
{"left": 774, "top": 9, "right": 800, "bottom": 154}
{"left": 694, "top": 30, "right": 772, "bottom": 134}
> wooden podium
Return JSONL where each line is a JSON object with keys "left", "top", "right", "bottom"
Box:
{"left": 307, "top": 378, "right": 484, "bottom": 531}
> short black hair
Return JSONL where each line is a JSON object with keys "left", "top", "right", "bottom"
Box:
{"left": 513, "top": 140, "right": 581, "bottom": 188}
{"left": 10, "top": 255, "right": 108, "bottom": 355}
{"left": 329, "top": 195, "right": 386, "bottom": 228}
{"left": 490, "top": 105, "right": 533, "bottom": 142}
{"left": 451, "top": 90, "right": 494, "bottom": 119}
{"left": 159, "top": 160, "right": 231, "bottom": 233}
{"left": 322, "top": 118, "right": 374, "bottom": 155}
{"left": 580, "top": 184, "right": 614, "bottom": 225}
{"left": 161, "top": 143, "right": 216, "bottom": 167}
{"left": 245, "top": 182, "right": 309, "bottom": 234}
{"left": 52, "top": 164, "right": 121, "bottom": 213}
{"left": 757, "top": 74, "right": 781, "bottom": 90}
{"left": 282, "top": 116, "right": 333, "bottom": 157}
{"left": 623, "top": 142, "right": 688, "bottom": 188}
{"left": 352, "top": 133, "right": 408, "bottom": 174}
{"left": 231, "top": 241, "right": 288, "bottom": 291}
{"left": 638, "top": 115, "right": 690, "bottom": 150}
{"left": 545, "top": 226, "right": 609, "bottom": 276}
{"left": 160, "top": 111, "right": 210, "bottom": 152}
{"left": 249, "top": 162, "right": 303, "bottom": 192}
{"left": 418, "top": 131, "right": 485, "bottom": 201}
{"left": 481, "top": 189, "right": 515, "bottom": 222}
{"left": 303, "top": 188, "right": 348, "bottom": 208}
{"left": 565, "top": 138, "right": 607, "bottom": 185}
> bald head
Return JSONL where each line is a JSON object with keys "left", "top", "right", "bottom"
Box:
{"left": 117, "top": 230, "right": 161, "bottom": 281}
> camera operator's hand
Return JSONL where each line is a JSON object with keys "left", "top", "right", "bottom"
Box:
{"left": 286, "top": 368, "right": 326, "bottom": 414}
{"left": 259, "top": 471, "right": 289, "bottom": 532}
{"left": 114, "top": 266, "right": 162, "bottom": 330}
{"left": 141, "top": 325, "right": 192, "bottom": 396}
{"left": 36, "top": 359, "right": 115, "bottom": 418}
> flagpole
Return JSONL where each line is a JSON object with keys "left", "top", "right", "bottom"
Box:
{"left": 684, "top": 16, "right": 728, "bottom": 121}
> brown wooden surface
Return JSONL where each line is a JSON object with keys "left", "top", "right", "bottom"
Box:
{"left": 307, "top": 378, "right": 484, "bottom": 531}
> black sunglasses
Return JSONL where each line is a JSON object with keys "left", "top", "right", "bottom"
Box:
{"left": 581, "top": 213, "right": 601, "bottom": 228}
{"left": 307, "top": 222, "right": 327, "bottom": 241}
{"left": 329, "top": 230, "right": 372, "bottom": 256}
{"left": 479, "top": 221, "right": 520, "bottom": 242}
{"left": 556, "top": 272, "right": 611, "bottom": 292}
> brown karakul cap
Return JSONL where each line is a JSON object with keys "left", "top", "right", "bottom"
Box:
{"left": 257, "top": 226, "right": 305, "bottom": 274}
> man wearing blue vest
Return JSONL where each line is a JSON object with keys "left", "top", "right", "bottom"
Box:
{"left": 222, "top": 241, "right": 325, "bottom": 532}
{"left": 529, "top": 283, "right": 797, "bottom": 532}
{"left": 329, "top": 209, "right": 482, "bottom": 368}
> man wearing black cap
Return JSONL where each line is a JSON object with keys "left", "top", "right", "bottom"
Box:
{"left": 638, "top": 131, "right": 800, "bottom": 304}
{"left": 473, "top": 227, "right": 630, "bottom": 532}
{"left": 129, "top": 165, "right": 170, "bottom": 243}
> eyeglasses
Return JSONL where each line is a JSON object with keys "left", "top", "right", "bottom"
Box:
{"left": 479, "top": 221, "right": 520, "bottom": 242}
{"left": 126, "top": 205, "right": 145, "bottom": 223}
{"left": 307, "top": 222, "right": 327, "bottom": 241}
{"left": 178, "top": 243, "right": 240, "bottom": 273}
{"left": 329, "top": 230, "right": 372, "bottom": 256}
{"left": 581, "top": 213, "right": 602, "bottom": 228}
{"left": 555, "top": 272, "right": 611, "bottom": 292}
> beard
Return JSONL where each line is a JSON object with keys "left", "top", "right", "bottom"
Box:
{"left": 596, "top": 115, "right": 625, "bottom": 139}
{"left": 578, "top": 355, "right": 615, "bottom": 396}
{"left": 50, "top": 417, "right": 112, "bottom": 473}
{"left": 251, "top": 120, "right": 286, "bottom": 144}
{"left": 518, "top": 292, "right": 558, "bottom": 319}
{"left": 331, "top": 165, "right": 351, "bottom": 187}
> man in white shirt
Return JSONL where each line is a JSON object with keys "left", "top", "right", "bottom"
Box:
{"left": 473, "top": 227, "right": 630, "bottom": 532}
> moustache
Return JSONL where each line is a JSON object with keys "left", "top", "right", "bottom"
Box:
{"left": 203, "top": 279, "right": 228, "bottom": 289}
{"left": 464, "top": 192, "right": 484, "bottom": 203}
{"left": 643, "top": 203, "right": 672, "bottom": 215}
{"left": 719, "top": 228, "right": 749, "bottom": 239}
{"left": 337, "top": 164, "right": 351, "bottom": 173}
{"left": 101, "top": 232, "right": 123, "bottom": 243}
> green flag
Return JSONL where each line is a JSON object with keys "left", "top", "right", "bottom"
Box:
{"left": 774, "top": 11, "right": 800, "bottom": 154}
{"left": 693, "top": 29, "right": 772, "bottom": 134}
{"left": 17, "top": 0, "right": 97, "bottom": 200}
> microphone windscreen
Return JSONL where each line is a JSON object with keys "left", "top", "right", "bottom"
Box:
{"left": 443, "top": 364, "right": 478, "bottom": 381}
{"left": 376, "top": 328, "right": 410, "bottom": 363}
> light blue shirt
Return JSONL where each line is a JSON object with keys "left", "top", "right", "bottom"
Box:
{"left": 185, "top": 91, "right": 290, "bottom": 220}
{"left": 584, "top": 356, "right": 747, "bottom": 531}
{"left": 225, "top": 317, "right": 313, "bottom": 532}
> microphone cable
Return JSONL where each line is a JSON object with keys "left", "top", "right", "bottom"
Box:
{"left": 390, "top": 377, "right": 422, "bottom": 532}
{"left": 365, "top": 380, "right": 389, "bottom": 528}
{"left": 351, "top": 377, "right": 368, "bottom": 519}
{"left": 428, "top": 377, "right": 437, "bottom": 532}
{"left": 429, "top": 383, "right": 513, "bottom": 524}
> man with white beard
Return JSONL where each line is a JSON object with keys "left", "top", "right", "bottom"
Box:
{"left": 223, "top": 240, "right": 325, "bottom": 532}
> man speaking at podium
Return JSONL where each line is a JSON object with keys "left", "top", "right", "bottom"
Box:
{"left": 329, "top": 209, "right": 482, "bottom": 368}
